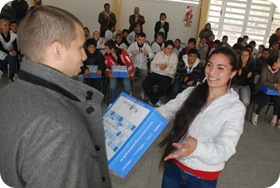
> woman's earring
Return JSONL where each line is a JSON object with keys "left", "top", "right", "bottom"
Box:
{"left": 228, "top": 78, "right": 232, "bottom": 90}
{"left": 202, "top": 77, "right": 206, "bottom": 83}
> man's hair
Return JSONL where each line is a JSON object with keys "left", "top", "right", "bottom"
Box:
{"left": 188, "top": 38, "right": 196, "bottom": 45}
{"left": 268, "top": 55, "right": 280, "bottom": 66}
{"left": 17, "top": 6, "right": 83, "bottom": 62}
{"left": 122, "top": 29, "right": 129, "bottom": 34}
{"left": 10, "top": 20, "right": 17, "bottom": 26}
{"left": 188, "top": 48, "right": 199, "bottom": 56}
{"left": 164, "top": 40, "right": 175, "bottom": 48}
{"left": 104, "top": 39, "right": 116, "bottom": 50}
{"left": 85, "top": 38, "right": 97, "bottom": 48}
{"left": 243, "top": 35, "right": 249, "bottom": 39}
{"left": 115, "top": 33, "right": 123, "bottom": 38}
{"left": 104, "top": 3, "right": 110, "bottom": 8}
{"left": 175, "top": 39, "right": 181, "bottom": 43}
{"left": 262, "top": 48, "right": 269, "bottom": 53}
{"left": 136, "top": 32, "right": 146, "bottom": 38}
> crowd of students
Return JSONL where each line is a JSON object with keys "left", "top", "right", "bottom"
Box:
{"left": 81, "top": 19, "right": 280, "bottom": 114}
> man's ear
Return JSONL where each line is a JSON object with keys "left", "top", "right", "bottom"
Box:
{"left": 50, "top": 41, "right": 64, "bottom": 62}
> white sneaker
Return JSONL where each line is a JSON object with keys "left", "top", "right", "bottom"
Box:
{"left": 155, "top": 100, "right": 164, "bottom": 107}
{"left": 271, "top": 115, "right": 277, "bottom": 126}
{"left": 251, "top": 112, "right": 258, "bottom": 126}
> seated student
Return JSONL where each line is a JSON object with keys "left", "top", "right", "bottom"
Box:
{"left": 92, "top": 30, "right": 105, "bottom": 49}
{"left": 171, "top": 48, "right": 202, "bottom": 99}
{"left": 252, "top": 55, "right": 280, "bottom": 126}
{"left": 151, "top": 32, "right": 165, "bottom": 54}
{"left": 80, "top": 39, "right": 105, "bottom": 91}
{"left": 269, "top": 41, "right": 280, "bottom": 57}
{"left": 255, "top": 48, "right": 270, "bottom": 75}
{"left": 122, "top": 29, "right": 130, "bottom": 47}
{"left": 126, "top": 32, "right": 154, "bottom": 99}
{"left": 197, "top": 36, "right": 208, "bottom": 65}
{"left": 249, "top": 40, "right": 258, "bottom": 59}
{"left": 233, "top": 37, "right": 245, "bottom": 53}
{"left": 206, "top": 34, "right": 215, "bottom": 57}
{"left": 104, "top": 23, "right": 116, "bottom": 42}
{"left": 178, "top": 37, "right": 196, "bottom": 61}
{"left": 0, "top": 19, "right": 19, "bottom": 81}
{"left": 233, "top": 48, "right": 254, "bottom": 107}
{"left": 115, "top": 33, "right": 127, "bottom": 50}
{"left": 174, "top": 38, "right": 182, "bottom": 56}
{"left": 143, "top": 40, "right": 178, "bottom": 107}
{"left": 243, "top": 35, "right": 249, "bottom": 46}
{"left": 83, "top": 27, "right": 91, "bottom": 39}
{"left": 10, "top": 21, "right": 18, "bottom": 34}
{"left": 256, "top": 44, "right": 265, "bottom": 59}
{"left": 104, "top": 40, "right": 134, "bottom": 104}
{"left": 126, "top": 23, "right": 141, "bottom": 45}
{"left": 208, "top": 39, "right": 220, "bottom": 56}
{"left": 218, "top": 35, "right": 231, "bottom": 48}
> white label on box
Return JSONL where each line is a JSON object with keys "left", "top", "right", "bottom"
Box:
{"left": 87, "top": 65, "right": 98, "bottom": 73}
{"left": 111, "top": 65, "right": 128, "bottom": 72}
{"left": 103, "top": 96, "right": 149, "bottom": 160}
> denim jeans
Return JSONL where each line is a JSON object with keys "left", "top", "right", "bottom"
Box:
{"left": 109, "top": 77, "right": 131, "bottom": 103}
{"left": 235, "top": 85, "right": 251, "bottom": 107}
{"left": 162, "top": 161, "right": 217, "bottom": 188}
{"left": 3, "top": 55, "right": 17, "bottom": 80}
{"left": 84, "top": 78, "right": 103, "bottom": 91}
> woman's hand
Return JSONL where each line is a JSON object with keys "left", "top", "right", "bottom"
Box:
{"left": 247, "top": 71, "right": 252, "bottom": 78}
{"left": 9, "top": 50, "right": 17, "bottom": 57}
{"left": 164, "top": 135, "right": 197, "bottom": 161}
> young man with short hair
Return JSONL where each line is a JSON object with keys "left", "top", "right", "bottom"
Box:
{"left": 0, "top": 6, "right": 112, "bottom": 188}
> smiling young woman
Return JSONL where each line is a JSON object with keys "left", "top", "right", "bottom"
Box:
{"left": 157, "top": 47, "right": 246, "bottom": 188}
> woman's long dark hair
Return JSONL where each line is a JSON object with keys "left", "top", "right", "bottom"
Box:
{"left": 159, "top": 47, "right": 238, "bottom": 168}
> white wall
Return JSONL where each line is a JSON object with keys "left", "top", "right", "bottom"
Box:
{"left": 119, "top": 0, "right": 200, "bottom": 43}
{"left": 9, "top": 0, "right": 199, "bottom": 43}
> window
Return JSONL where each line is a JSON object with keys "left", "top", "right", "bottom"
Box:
{"left": 208, "top": 0, "right": 279, "bottom": 47}
{"left": 140, "top": 0, "right": 201, "bottom": 5}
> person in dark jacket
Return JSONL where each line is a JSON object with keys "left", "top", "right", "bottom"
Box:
{"left": 171, "top": 48, "right": 203, "bottom": 99}
{"left": 81, "top": 38, "right": 106, "bottom": 91}
{"left": 154, "top": 13, "right": 169, "bottom": 41}
{"left": 233, "top": 48, "right": 255, "bottom": 107}
{"left": 268, "top": 28, "right": 280, "bottom": 48}
{"left": 11, "top": 0, "right": 29, "bottom": 23}
{"left": 0, "top": 6, "right": 112, "bottom": 188}
{"left": 98, "top": 3, "right": 116, "bottom": 37}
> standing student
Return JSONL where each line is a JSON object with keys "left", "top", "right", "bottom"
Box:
{"left": 157, "top": 47, "right": 245, "bottom": 188}
{"left": 154, "top": 13, "right": 169, "bottom": 41}
{"left": 0, "top": 6, "right": 112, "bottom": 188}
{"left": 98, "top": 3, "right": 116, "bottom": 37}
{"left": 129, "top": 7, "right": 145, "bottom": 32}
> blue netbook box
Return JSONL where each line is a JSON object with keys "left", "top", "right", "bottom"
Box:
{"left": 84, "top": 65, "right": 101, "bottom": 78}
{"left": 111, "top": 65, "right": 128, "bottom": 78}
{"left": 103, "top": 92, "right": 168, "bottom": 178}
{"left": 260, "top": 85, "right": 279, "bottom": 96}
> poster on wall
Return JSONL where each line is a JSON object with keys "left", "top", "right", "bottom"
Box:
{"left": 184, "top": 6, "right": 193, "bottom": 28}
